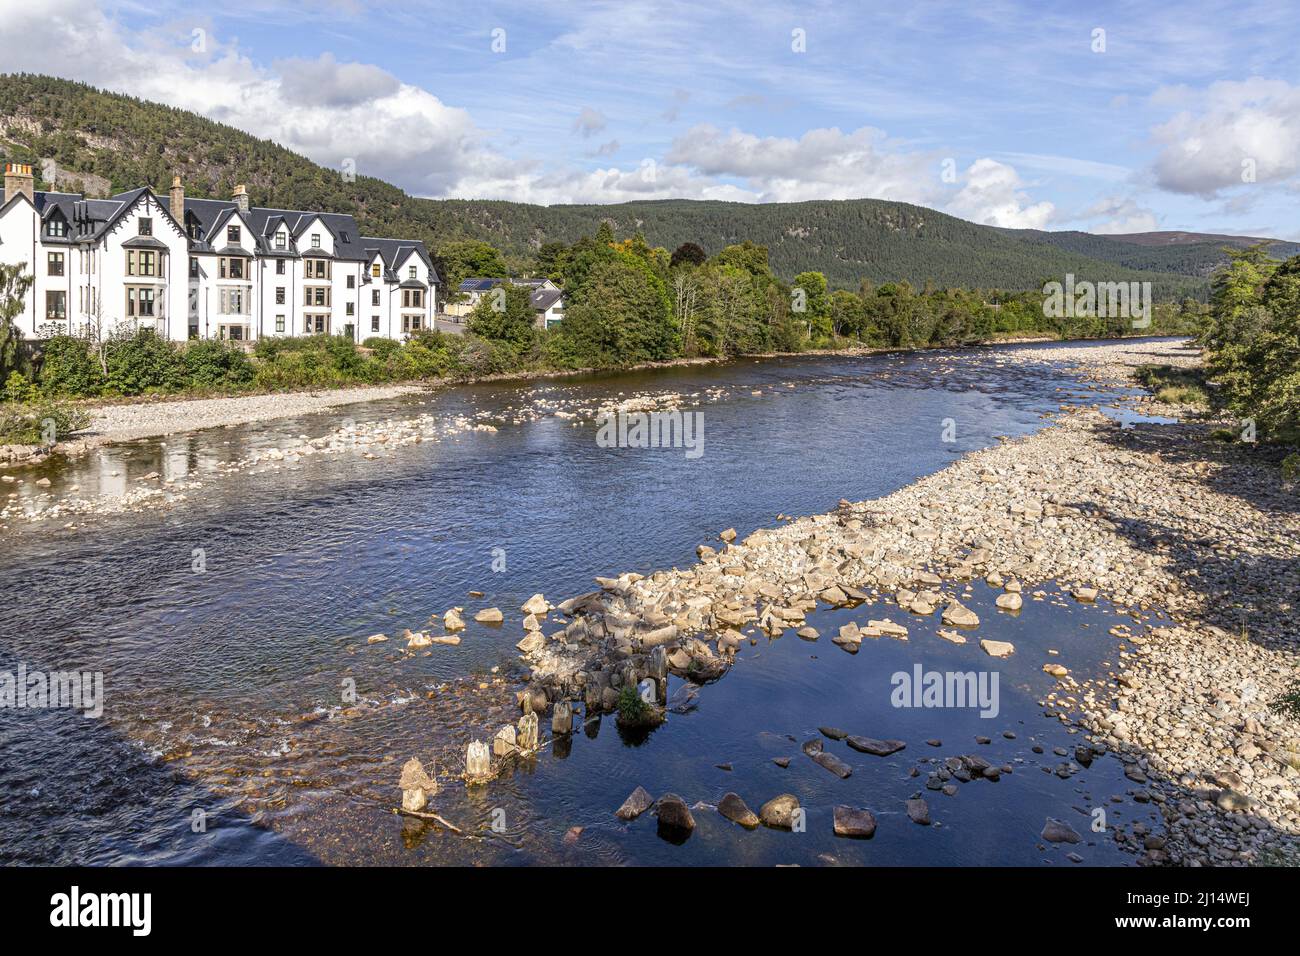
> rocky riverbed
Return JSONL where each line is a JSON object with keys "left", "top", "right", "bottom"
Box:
{"left": 494, "top": 340, "right": 1300, "bottom": 866}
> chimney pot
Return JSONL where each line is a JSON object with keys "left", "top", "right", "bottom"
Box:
{"left": 169, "top": 173, "right": 185, "bottom": 225}
{"left": 232, "top": 183, "right": 249, "bottom": 213}
{"left": 4, "top": 163, "right": 34, "bottom": 205}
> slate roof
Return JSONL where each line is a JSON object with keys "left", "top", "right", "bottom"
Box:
{"left": 458, "top": 277, "right": 550, "bottom": 293}
{"left": 530, "top": 287, "right": 565, "bottom": 312}
{"left": 19, "top": 186, "right": 436, "bottom": 285}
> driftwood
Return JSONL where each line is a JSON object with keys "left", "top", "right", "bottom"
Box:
{"left": 394, "top": 807, "right": 463, "bottom": 833}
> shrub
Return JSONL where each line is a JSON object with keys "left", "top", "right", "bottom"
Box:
{"left": 0, "top": 399, "right": 89, "bottom": 444}
{"left": 617, "top": 685, "right": 648, "bottom": 723}
{"left": 182, "top": 340, "right": 255, "bottom": 390}
{"left": 3, "top": 371, "right": 38, "bottom": 404}
{"left": 37, "top": 335, "right": 104, "bottom": 397}
{"left": 105, "top": 329, "right": 185, "bottom": 396}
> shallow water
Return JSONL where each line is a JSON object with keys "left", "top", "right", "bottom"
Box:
{"left": 0, "top": 339, "right": 1182, "bottom": 865}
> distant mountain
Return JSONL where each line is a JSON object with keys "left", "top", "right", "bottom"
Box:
{"left": 5, "top": 73, "right": 1287, "bottom": 299}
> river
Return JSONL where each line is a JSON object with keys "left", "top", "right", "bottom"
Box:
{"left": 0, "top": 338, "right": 1184, "bottom": 866}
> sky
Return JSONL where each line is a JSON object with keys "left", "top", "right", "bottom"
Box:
{"left": 2, "top": 0, "right": 1299, "bottom": 238}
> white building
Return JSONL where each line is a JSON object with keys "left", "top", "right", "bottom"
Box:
{"left": 445, "top": 277, "right": 565, "bottom": 330}
{"left": 0, "top": 165, "right": 439, "bottom": 343}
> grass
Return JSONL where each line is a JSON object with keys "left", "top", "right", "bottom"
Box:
{"left": 1134, "top": 364, "right": 1211, "bottom": 408}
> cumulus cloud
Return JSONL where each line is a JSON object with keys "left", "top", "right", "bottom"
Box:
{"left": 1150, "top": 77, "right": 1300, "bottom": 198}
{"left": 943, "top": 159, "right": 1055, "bottom": 229}
{"left": 1078, "top": 196, "right": 1160, "bottom": 234}
{"left": 275, "top": 53, "right": 401, "bottom": 108}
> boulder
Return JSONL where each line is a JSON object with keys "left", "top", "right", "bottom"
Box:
{"left": 444, "top": 609, "right": 466, "bottom": 631}
{"left": 833, "top": 806, "right": 877, "bottom": 838}
{"left": 521, "top": 593, "right": 549, "bottom": 616}
{"left": 809, "top": 750, "right": 853, "bottom": 779}
{"left": 846, "top": 736, "right": 906, "bottom": 757}
{"left": 718, "top": 792, "right": 760, "bottom": 828}
{"left": 655, "top": 793, "right": 696, "bottom": 834}
{"left": 1041, "top": 818, "right": 1082, "bottom": 844}
{"left": 759, "top": 793, "right": 801, "bottom": 829}
{"left": 942, "top": 601, "right": 980, "bottom": 628}
{"left": 906, "top": 797, "right": 931, "bottom": 825}
{"left": 995, "top": 592, "right": 1023, "bottom": 611}
{"left": 615, "top": 785, "right": 654, "bottom": 820}
{"left": 980, "top": 639, "right": 1015, "bottom": 658}
{"left": 475, "top": 607, "right": 504, "bottom": 624}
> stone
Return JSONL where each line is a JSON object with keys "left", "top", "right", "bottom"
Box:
{"left": 836, "top": 622, "right": 862, "bottom": 644}
{"left": 616, "top": 785, "right": 654, "bottom": 820}
{"left": 552, "top": 701, "right": 573, "bottom": 735}
{"left": 796, "top": 626, "right": 820, "bottom": 641}
{"left": 407, "top": 631, "right": 432, "bottom": 649}
{"left": 401, "top": 788, "right": 427, "bottom": 812}
{"left": 833, "top": 806, "right": 877, "bottom": 838}
{"left": 444, "top": 609, "right": 465, "bottom": 631}
{"left": 846, "top": 736, "right": 906, "bottom": 757}
{"left": 430, "top": 635, "right": 460, "bottom": 646}
{"left": 517, "top": 631, "right": 545, "bottom": 654}
{"left": 718, "top": 792, "right": 760, "bottom": 828}
{"left": 942, "top": 601, "right": 980, "bottom": 628}
{"left": 366, "top": 633, "right": 388, "bottom": 644}
{"left": 521, "top": 593, "right": 549, "bottom": 616}
{"left": 465, "top": 741, "right": 491, "bottom": 781}
{"left": 759, "top": 793, "right": 801, "bottom": 829}
{"left": 517, "top": 712, "right": 539, "bottom": 751}
{"left": 906, "top": 797, "right": 931, "bottom": 825}
{"left": 655, "top": 793, "right": 696, "bottom": 834}
{"left": 980, "top": 639, "right": 1015, "bottom": 658}
{"left": 1215, "top": 789, "right": 1253, "bottom": 812}
{"left": 819, "top": 726, "right": 849, "bottom": 741}
{"left": 772, "top": 757, "right": 791, "bottom": 768}
{"left": 1072, "top": 587, "right": 1098, "bottom": 602}
{"left": 809, "top": 750, "right": 853, "bottom": 779}
{"left": 869, "top": 618, "right": 909, "bottom": 639}
{"left": 1041, "top": 818, "right": 1082, "bottom": 843}
{"left": 719, "top": 527, "right": 737, "bottom": 543}
{"left": 400, "top": 757, "right": 436, "bottom": 795}
{"left": 482, "top": 718, "right": 518, "bottom": 755}
{"left": 995, "top": 592, "right": 1023, "bottom": 611}
{"left": 1043, "top": 663, "right": 1068, "bottom": 678}
{"left": 937, "top": 629, "right": 967, "bottom": 644}
{"left": 475, "top": 607, "right": 504, "bottom": 624}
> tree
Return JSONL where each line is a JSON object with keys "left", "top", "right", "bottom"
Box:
{"left": 0, "top": 262, "right": 34, "bottom": 382}
{"left": 558, "top": 255, "right": 676, "bottom": 367}
{"left": 670, "top": 242, "right": 707, "bottom": 269}
{"left": 466, "top": 282, "right": 539, "bottom": 351}
{"left": 792, "top": 271, "right": 831, "bottom": 341}
{"left": 436, "top": 240, "right": 509, "bottom": 299}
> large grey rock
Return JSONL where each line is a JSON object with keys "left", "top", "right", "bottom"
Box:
{"left": 846, "top": 736, "right": 907, "bottom": 756}
{"left": 655, "top": 793, "right": 696, "bottom": 833}
{"left": 1041, "top": 817, "right": 1082, "bottom": 843}
{"left": 718, "top": 792, "right": 760, "bottom": 828}
{"left": 759, "top": 793, "right": 801, "bottom": 829}
{"left": 833, "top": 806, "right": 877, "bottom": 838}
{"left": 615, "top": 785, "right": 654, "bottom": 820}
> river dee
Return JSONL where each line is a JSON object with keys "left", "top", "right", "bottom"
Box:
{"left": 0, "top": 339, "right": 1185, "bottom": 865}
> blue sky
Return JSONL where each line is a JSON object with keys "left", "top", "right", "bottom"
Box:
{"left": 4, "top": 0, "right": 1299, "bottom": 237}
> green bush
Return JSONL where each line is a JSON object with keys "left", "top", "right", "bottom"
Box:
{"left": 37, "top": 335, "right": 104, "bottom": 397}
{"left": 3, "top": 371, "right": 38, "bottom": 404}
{"left": 105, "top": 329, "right": 186, "bottom": 396}
{"left": 0, "top": 399, "right": 89, "bottom": 444}
{"left": 181, "top": 340, "right": 255, "bottom": 390}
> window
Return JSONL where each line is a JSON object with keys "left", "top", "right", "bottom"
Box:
{"left": 403, "top": 289, "right": 424, "bottom": 309}
{"left": 304, "top": 286, "right": 330, "bottom": 308}
{"left": 227, "top": 224, "right": 241, "bottom": 244}
{"left": 408, "top": 265, "right": 417, "bottom": 279}
{"left": 346, "top": 274, "right": 355, "bottom": 289}
{"left": 276, "top": 259, "right": 286, "bottom": 275}
{"left": 138, "top": 217, "right": 152, "bottom": 236}
{"left": 127, "top": 250, "right": 159, "bottom": 277}
{"left": 45, "top": 291, "right": 67, "bottom": 321}
{"left": 48, "top": 217, "right": 66, "bottom": 238}
{"left": 371, "top": 316, "right": 380, "bottom": 332}
{"left": 371, "top": 290, "right": 380, "bottom": 306}
{"left": 276, "top": 287, "right": 286, "bottom": 305}
{"left": 275, "top": 232, "right": 286, "bottom": 250}
{"left": 402, "top": 314, "right": 422, "bottom": 333}
{"left": 305, "top": 314, "right": 329, "bottom": 334}
{"left": 304, "top": 258, "right": 330, "bottom": 280}
{"left": 126, "top": 287, "right": 156, "bottom": 318}
{"left": 371, "top": 263, "right": 381, "bottom": 278}
{"left": 346, "top": 303, "right": 354, "bottom": 316}
{"left": 275, "top": 315, "right": 285, "bottom": 333}
{"left": 189, "top": 258, "right": 199, "bottom": 279}
{"left": 47, "top": 252, "right": 64, "bottom": 276}
{"left": 219, "top": 288, "right": 248, "bottom": 315}
{"left": 311, "top": 234, "right": 321, "bottom": 249}
{"left": 218, "top": 257, "right": 245, "bottom": 280}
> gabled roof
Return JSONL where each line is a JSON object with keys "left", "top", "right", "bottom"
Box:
{"left": 458, "top": 276, "right": 548, "bottom": 293}
{"left": 362, "top": 236, "right": 438, "bottom": 284}
{"left": 32, "top": 187, "right": 183, "bottom": 244}
{"left": 530, "top": 288, "right": 564, "bottom": 311}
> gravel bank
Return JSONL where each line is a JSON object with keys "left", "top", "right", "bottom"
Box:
{"left": 68, "top": 384, "right": 428, "bottom": 447}
{"left": 505, "top": 338, "right": 1300, "bottom": 866}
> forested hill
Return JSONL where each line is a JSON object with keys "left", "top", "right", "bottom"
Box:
{"left": 2, "top": 73, "right": 1280, "bottom": 298}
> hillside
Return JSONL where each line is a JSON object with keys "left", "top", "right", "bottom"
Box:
{"left": 1, "top": 73, "right": 1277, "bottom": 298}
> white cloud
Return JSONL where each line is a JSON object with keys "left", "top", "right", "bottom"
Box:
{"left": 944, "top": 159, "right": 1055, "bottom": 229}
{"left": 1150, "top": 77, "right": 1300, "bottom": 198}
{"left": 1078, "top": 196, "right": 1160, "bottom": 234}
{"left": 572, "top": 107, "right": 607, "bottom": 138}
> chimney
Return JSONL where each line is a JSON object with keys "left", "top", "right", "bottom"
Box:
{"left": 169, "top": 174, "right": 185, "bottom": 224}
{"left": 4, "top": 163, "right": 34, "bottom": 205}
{"left": 232, "top": 183, "right": 249, "bottom": 214}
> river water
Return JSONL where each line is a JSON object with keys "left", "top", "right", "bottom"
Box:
{"left": 0, "top": 339, "right": 1184, "bottom": 866}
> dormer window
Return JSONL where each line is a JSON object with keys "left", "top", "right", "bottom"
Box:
{"left": 371, "top": 263, "right": 381, "bottom": 278}
{"left": 275, "top": 232, "right": 286, "bottom": 250}
{"left": 138, "top": 217, "right": 153, "bottom": 236}
{"left": 48, "top": 217, "right": 67, "bottom": 238}
{"left": 227, "top": 224, "right": 241, "bottom": 244}
{"left": 311, "top": 234, "right": 321, "bottom": 249}
{"left": 408, "top": 265, "right": 417, "bottom": 279}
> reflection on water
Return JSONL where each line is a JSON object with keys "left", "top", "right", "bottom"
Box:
{"left": 0, "top": 340, "right": 1178, "bottom": 865}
